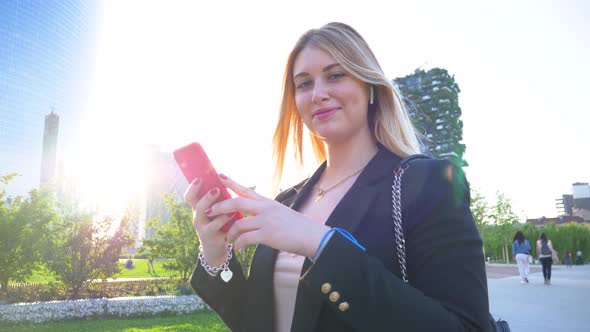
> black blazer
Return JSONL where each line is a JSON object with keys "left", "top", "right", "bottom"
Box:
{"left": 190, "top": 146, "right": 490, "bottom": 332}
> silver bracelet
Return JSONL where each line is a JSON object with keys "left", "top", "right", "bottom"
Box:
{"left": 198, "top": 243, "right": 233, "bottom": 283}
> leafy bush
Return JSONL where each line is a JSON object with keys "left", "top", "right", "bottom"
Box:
{"left": 0, "top": 295, "right": 208, "bottom": 325}
{"left": 1, "top": 278, "right": 195, "bottom": 304}
{"left": 480, "top": 222, "right": 590, "bottom": 263}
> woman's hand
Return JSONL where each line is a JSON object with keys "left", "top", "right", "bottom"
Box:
{"left": 208, "top": 174, "right": 331, "bottom": 258}
{"left": 184, "top": 178, "right": 235, "bottom": 267}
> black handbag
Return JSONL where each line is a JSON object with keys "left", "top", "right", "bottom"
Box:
{"left": 392, "top": 155, "right": 511, "bottom": 332}
{"left": 489, "top": 315, "right": 511, "bottom": 332}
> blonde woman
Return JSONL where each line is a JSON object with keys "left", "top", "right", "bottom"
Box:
{"left": 185, "top": 22, "right": 490, "bottom": 331}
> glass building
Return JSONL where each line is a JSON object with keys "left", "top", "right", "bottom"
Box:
{"left": 0, "top": 0, "right": 101, "bottom": 195}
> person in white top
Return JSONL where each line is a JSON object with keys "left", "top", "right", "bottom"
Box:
{"left": 537, "top": 232, "right": 555, "bottom": 285}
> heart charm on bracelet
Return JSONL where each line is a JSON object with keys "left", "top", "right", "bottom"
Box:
{"left": 220, "top": 269, "right": 233, "bottom": 283}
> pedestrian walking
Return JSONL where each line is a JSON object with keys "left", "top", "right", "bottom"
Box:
{"left": 512, "top": 231, "right": 531, "bottom": 284}
{"left": 565, "top": 251, "right": 573, "bottom": 268}
{"left": 576, "top": 249, "right": 583, "bottom": 265}
{"left": 537, "top": 233, "right": 555, "bottom": 285}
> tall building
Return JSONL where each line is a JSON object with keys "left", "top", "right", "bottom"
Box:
{"left": 395, "top": 68, "right": 467, "bottom": 167}
{"left": 556, "top": 194, "right": 575, "bottom": 216}
{"left": 40, "top": 110, "right": 59, "bottom": 185}
{"left": 135, "top": 145, "right": 186, "bottom": 247}
{"left": 0, "top": 1, "right": 101, "bottom": 195}
{"left": 572, "top": 182, "right": 590, "bottom": 210}
{"left": 554, "top": 182, "right": 590, "bottom": 222}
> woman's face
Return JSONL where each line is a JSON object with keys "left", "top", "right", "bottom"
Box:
{"left": 292, "top": 46, "right": 370, "bottom": 143}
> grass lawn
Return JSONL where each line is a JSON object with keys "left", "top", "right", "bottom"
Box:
{"left": 23, "top": 270, "right": 56, "bottom": 283}
{"left": 11, "top": 259, "right": 178, "bottom": 284}
{"left": 112, "top": 259, "right": 177, "bottom": 279}
{"left": 0, "top": 312, "right": 229, "bottom": 332}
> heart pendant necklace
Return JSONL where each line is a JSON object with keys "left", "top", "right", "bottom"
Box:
{"left": 220, "top": 268, "right": 233, "bottom": 283}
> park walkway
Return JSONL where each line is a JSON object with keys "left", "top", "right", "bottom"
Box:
{"left": 486, "top": 263, "right": 589, "bottom": 332}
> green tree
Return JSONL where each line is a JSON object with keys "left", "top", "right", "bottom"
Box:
{"left": 470, "top": 188, "right": 490, "bottom": 232}
{"left": 0, "top": 174, "right": 57, "bottom": 293}
{"left": 141, "top": 194, "right": 261, "bottom": 280}
{"left": 520, "top": 223, "right": 540, "bottom": 253}
{"left": 141, "top": 194, "right": 199, "bottom": 281}
{"left": 43, "top": 209, "right": 134, "bottom": 297}
{"left": 553, "top": 222, "right": 590, "bottom": 262}
{"left": 482, "top": 214, "right": 590, "bottom": 264}
{"left": 488, "top": 192, "right": 519, "bottom": 262}
{"left": 470, "top": 188, "right": 491, "bottom": 260}
{"left": 481, "top": 223, "right": 516, "bottom": 262}
{"left": 489, "top": 192, "right": 518, "bottom": 225}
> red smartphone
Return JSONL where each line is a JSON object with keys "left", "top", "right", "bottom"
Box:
{"left": 173, "top": 142, "right": 242, "bottom": 232}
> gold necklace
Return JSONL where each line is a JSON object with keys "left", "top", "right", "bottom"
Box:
{"left": 314, "top": 167, "right": 365, "bottom": 202}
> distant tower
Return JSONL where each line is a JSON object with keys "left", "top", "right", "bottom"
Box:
{"left": 139, "top": 145, "right": 186, "bottom": 244}
{"left": 395, "top": 68, "right": 468, "bottom": 167}
{"left": 40, "top": 109, "right": 59, "bottom": 185}
{"left": 572, "top": 183, "right": 590, "bottom": 210}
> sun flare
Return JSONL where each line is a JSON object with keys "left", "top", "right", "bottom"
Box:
{"left": 68, "top": 139, "right": 148, "bottom": 218}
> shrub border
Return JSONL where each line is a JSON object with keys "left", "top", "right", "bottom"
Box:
{"left": 0, "top": 295, "right": 208, "bottom": 324}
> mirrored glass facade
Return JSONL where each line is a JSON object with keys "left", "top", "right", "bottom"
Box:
{"left": 0, "top": 0, "right": 101, "bottom": 195}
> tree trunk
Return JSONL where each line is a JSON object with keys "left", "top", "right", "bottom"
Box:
{"left": 502, "top": 246, "right": 510, "bottom": 264}
{"left": 72, "top": 284, "right": 81, "bottom": 299}
{"left": 0, "top": 278, "right": 8, "bottom": 295}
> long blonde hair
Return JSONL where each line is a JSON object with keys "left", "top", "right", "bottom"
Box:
{"left": 272, "top": 22, "right": 420, "bottom": 192}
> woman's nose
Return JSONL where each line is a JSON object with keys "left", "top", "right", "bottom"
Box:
{"left": 311, "top": 81, "right": 329, "bottom": 104}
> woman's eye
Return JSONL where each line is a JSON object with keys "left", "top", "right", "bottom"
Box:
{"left": 328, "top": 72, "right": 345, "bottom": 80}
{"left": 296, "top": 81, "right": 311, "bottom": 89}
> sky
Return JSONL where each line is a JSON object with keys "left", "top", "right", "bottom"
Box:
{"left": 0, "top": 1, "right": 100, "bottom": 201}
{"left": 4, "top": 0, "right": 590, "bottom": 220}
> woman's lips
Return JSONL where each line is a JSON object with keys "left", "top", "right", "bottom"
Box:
{"left": 312, "top": 107, "right": 340, "bottom": 120}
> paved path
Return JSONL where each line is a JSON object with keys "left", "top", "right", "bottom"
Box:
{"left": 486, "top": 263, "right": 589, "bottom": 332}
{"left": 486, "top": 264, "right": 541, "bottom": 279}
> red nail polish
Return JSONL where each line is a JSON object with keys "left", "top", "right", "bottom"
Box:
{"left": 210, "top": 187, "right": 219, "bottom": 196}
{"left": 219, "top": 174, "right": 228, "bottom": 180}
{"left": 204, "top": 208, "right": 212, "bottom": 215}
{"left": 226, "top": 212, "right": 236, "bottom": 218}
